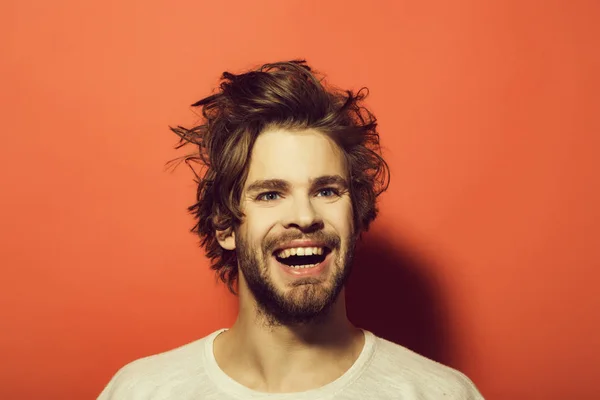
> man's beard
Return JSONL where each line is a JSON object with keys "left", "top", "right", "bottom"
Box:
{"left": 236, "top": 230, "right": 356, "bottom": 327}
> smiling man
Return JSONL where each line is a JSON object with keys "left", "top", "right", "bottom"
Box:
{"left": 98, "top": 60, "right": 484, "bottom": 399}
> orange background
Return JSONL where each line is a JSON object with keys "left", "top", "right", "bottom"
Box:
{"left": 1, "top": 1, "right": 599, "bottom": 399}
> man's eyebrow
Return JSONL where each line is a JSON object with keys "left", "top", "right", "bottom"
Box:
{"left": 311, "top": 175, "right": 349, "bottom": 189}
{"left": 245, "top": 176, "right": 348, "bottom": 193}
{"left": 245, "top": 179, "right": 290, "bottom": 193}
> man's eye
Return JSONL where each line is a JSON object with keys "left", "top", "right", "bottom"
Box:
{"left": 257, "top": 192, "right": 281, "bottom": 201}
{"left": 317, "top": 188, "right": 339, "bottom": 197}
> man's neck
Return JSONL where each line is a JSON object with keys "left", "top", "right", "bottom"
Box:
{"left": 212, "top": 296, "right": 364, "bottom": 393}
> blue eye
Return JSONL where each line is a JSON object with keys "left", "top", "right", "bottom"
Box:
{"left": 257, "top": 192, "right": 281, "bottom": 201}
{"left": 317, "top": 188, "right": 338, "bottom": 197}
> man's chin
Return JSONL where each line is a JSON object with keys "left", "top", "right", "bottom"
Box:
{"left": 258, "top": 299, "right": 333, "bottom": 327}
{"left": 285, "top": 282, "right": 330, "bottom": 302}
{"left": 260, "top": 282, "right": 338, "bottom": 322}
{"left": 242, "top": 250, "right": 350, "bottom": 326}
{"left": 270, "top": 270, "right": 332, "bottom": 298}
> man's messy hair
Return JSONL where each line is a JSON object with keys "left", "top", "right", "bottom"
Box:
{"left": 169, "top": 60, "right": 390, "bottom": 293}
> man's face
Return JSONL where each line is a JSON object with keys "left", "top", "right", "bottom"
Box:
{"left": 228, "top": 128, "right": 356, "bottom": 326}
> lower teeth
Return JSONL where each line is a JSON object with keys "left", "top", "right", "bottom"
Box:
{"left": 290, "top": 264, "right": 317, "bottom": 269}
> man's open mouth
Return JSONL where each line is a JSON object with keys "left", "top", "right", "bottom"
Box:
{"left": 274, "top": 246, "right": 332, "bottom": 269}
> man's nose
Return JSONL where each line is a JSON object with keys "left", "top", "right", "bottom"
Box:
{"left": 283, "top": 196, "right": 324, "bottom": 232}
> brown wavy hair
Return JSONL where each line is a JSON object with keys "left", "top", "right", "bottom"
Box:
{"left": 169, "top": 60, "right": 390, "bottom": 293}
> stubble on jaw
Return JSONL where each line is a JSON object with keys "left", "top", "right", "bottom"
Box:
{"left": 235, "top": 231, "right": 356, "bottom": 328}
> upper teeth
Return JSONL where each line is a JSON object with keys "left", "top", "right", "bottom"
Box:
{"left": 277, "top": 247, "right": 324, "bottom": 258}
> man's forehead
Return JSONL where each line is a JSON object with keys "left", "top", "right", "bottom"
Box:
{"left": 245, "top": 129, "right": 347, "bottom": 184}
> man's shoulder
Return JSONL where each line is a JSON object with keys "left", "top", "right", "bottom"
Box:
{"left": 111, "top": 336, "right": 206, "bottom": 380}
{"left": 367, "top": 335, "right": 484, "bottom": 399}
{"left": 97, "top": 330, "right": 220, "bottom": 399}
{"left": 372, "top": 335, "right": 462, "bottom": 377}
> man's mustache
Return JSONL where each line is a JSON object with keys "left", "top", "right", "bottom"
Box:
{"left": 263, "top": 231, "right": 341, "bottom": 254}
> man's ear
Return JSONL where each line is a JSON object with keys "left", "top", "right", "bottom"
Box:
{"left": 216, "top": 228, "right": 236, "bottom": 250}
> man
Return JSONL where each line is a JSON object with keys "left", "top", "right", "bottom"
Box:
{"left": 98, "top": 60, "right": 484, "bottom": 399}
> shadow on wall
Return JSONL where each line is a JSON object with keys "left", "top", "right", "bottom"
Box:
{"left": 345, "top": 233, "right": 456, "bottom": 367}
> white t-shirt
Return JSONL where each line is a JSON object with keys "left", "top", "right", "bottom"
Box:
{"left": 98, "top": 329, "right": 484, "bottom": 399}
